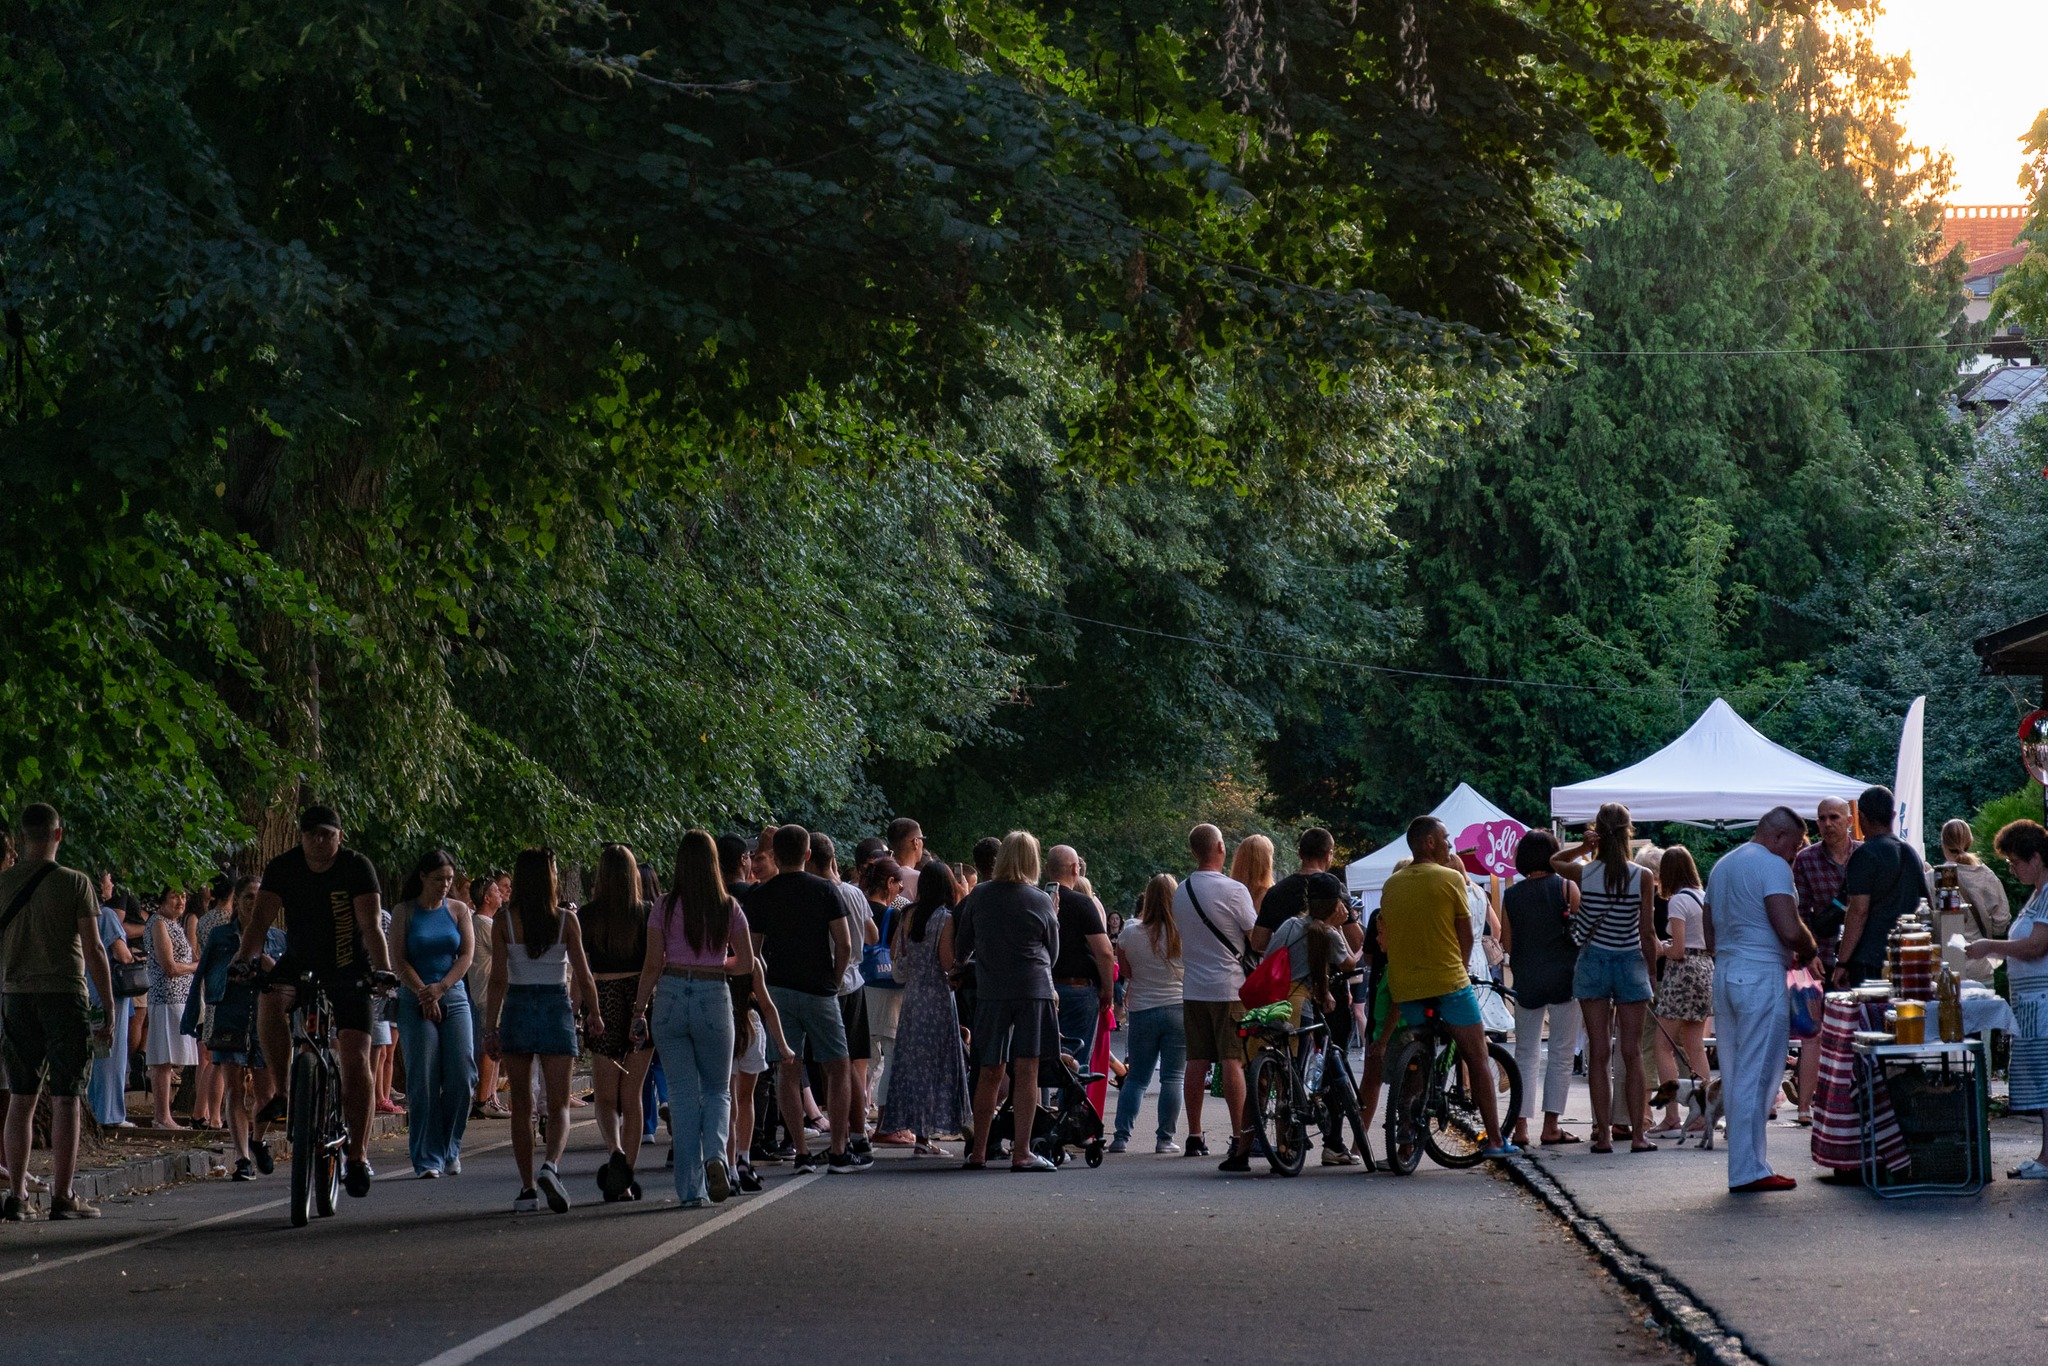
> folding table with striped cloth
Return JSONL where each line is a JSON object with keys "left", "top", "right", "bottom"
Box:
{"left": 1810, "top": 992, "right": 1909, "bottom": 1173}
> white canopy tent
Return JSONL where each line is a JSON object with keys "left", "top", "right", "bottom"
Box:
{"left": 1344, "top": 782, "right": 1529, "bottom": 909}
{"left": 1549, "top": 697, "right": 1866, "bottom": 825}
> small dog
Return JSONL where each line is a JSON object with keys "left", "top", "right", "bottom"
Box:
{"left": 1648, "top": 1077, "right": 1723, "bottom": 1150}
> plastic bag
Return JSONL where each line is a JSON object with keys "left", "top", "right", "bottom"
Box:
{"left": 1788, "top": 965, "right": 1824, "bottom": 1039}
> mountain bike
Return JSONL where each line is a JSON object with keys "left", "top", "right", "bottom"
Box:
{"left": 1381, "top": 979, "right": 1522, "bottom": 1175}
{"left": 1243, "top": 1008, "right": 1373, "bottom": 1177}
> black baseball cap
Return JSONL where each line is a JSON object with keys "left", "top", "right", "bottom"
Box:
{"left": 298, "top": 804, "right": 342, "bottom": 833}
{"left": 1304, "top": 872, "right": 1347, "bottom": 904}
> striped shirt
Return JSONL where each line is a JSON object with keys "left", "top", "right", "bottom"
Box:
{"left": 1579, "top": 863, "right": 1645, "bottom": 953}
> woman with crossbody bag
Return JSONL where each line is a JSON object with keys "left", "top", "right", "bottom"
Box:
{"left": 1552, "top": 804, "right": 1658, "bottom": 1154}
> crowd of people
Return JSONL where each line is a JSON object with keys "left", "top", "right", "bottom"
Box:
{"left": 0, "top": 779, "right": 2041, "bottom": 1220}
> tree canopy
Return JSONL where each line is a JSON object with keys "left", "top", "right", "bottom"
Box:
{"left": 3, "top": 0, "right": 1766, "bottom": 881}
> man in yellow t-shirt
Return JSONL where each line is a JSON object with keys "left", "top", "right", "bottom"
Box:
{"left": 1377, "top": 815, "right": 1511, "bottom": 1156}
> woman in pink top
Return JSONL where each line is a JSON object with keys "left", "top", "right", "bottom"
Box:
{"left": 630, "top": 830, "right": 754, "bottom": 1208}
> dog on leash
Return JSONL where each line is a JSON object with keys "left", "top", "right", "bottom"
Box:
{"left": 1648, "top": 1077, "right": 1723, "bottom": 1150}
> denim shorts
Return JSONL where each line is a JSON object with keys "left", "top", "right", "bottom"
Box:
{"left": 1572, "top": 946, "right": 1654, "bottom": 1004}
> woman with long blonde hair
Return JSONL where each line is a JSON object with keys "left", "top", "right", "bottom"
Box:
{"left": 1552, "top": 802, "right": 1658, "bottom": 1153}
{"left": 1110, "top": 873, "right": 1187, "bottom": 1153}
{"left": 1230, "top": 835, "right": 1275, "bottom": 913}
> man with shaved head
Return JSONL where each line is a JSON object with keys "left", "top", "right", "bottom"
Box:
{"left": 1705, "top": 805, "right": 1819, "bottom": 1193}
{"left": 1171, "top": 824, "right": 1258, "bottom": 1170}
{"left": 1790, "top": 795, "right": 1858, "bottom": 1117}
{"left": 1045, "top": 845, "right": 1114, "bottom": 1062}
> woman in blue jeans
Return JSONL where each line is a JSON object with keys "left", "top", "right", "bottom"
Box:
{"left": 631, "top": 829, "right": 753, "bottom": 1208}
{"left": 1111, "top": 874, "right": 1187, "bottom": 1153}
{"left": 391, "top": 850, "right": 478, "bottom": 1178}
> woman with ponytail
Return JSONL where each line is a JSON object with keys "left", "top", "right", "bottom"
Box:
{"left": 1553, "top": 803, "right": 1658, "bottom": 1154}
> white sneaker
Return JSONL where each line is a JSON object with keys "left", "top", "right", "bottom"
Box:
{"left": 1154, "top": 1139, "right": 1180, "bottom": 1155}
{"left": 1320, "top": 1147, "right": 1360, "bottom": 1166}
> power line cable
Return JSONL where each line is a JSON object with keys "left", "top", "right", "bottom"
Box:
{"left": 1012, "top": 603, "right": 2007, "bottom": 706}
{"left": 1561, "top": 336, "right": 2030, "bottom": 359}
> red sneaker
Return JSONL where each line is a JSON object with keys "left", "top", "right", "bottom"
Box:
{"left": 1731, "top": 1174, "right": 1798, "bottom": 1193}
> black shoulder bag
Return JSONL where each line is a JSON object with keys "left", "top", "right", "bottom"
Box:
{"left": 1183, "top": 877, "right": 1257, "bottom": 972}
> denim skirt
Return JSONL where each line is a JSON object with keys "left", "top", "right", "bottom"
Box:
{"left": 499, "top": 983, "right": 578, "bottom": 1057}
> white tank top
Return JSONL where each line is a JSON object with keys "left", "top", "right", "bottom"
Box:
{"left": 504, "top": 914, "right": 570, "bottom": 986}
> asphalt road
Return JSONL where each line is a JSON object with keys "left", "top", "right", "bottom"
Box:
{"left": 0, "top": 1096, "right": 1677, "bottom": 1366}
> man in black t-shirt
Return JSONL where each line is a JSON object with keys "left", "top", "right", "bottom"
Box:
{"left": 1045, "top": 844, "right": 1114, "bottom": 1059}
{"left": 1833, "top": 786, "right": 1930, "bottom": 987}
{"left": 748, "top": 824, "right": 865, "bottom": 1174}
{"left": 1253, "top": 829, "right": 1365, "bottom": 1048}
{"left": 236, "top": 805, "right": 393, "bottom": 1196}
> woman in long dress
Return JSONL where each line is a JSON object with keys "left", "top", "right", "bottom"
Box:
{"left": 879, "top": 861, "right": 970, "bottom": 1154}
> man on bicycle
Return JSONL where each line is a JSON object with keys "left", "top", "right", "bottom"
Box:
{"left": 233, "top": 804, "right": 394, "bottom": 1197}
{"left": 1378, "top": 815, "right": 1515, "bottom": 1157}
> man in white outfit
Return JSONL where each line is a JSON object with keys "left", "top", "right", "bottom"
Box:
{"left": 1704, "top": 806, "right": 1819, "bottom": 1193}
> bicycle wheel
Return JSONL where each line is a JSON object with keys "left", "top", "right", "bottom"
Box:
{"left": 313, "top": 1062, "right": 342, "bottom": 1217}
{"left": 1420, "top": 1040, "right": 1522, "bottom": 1169}
{"left": 288, "top": 1053, "right": 318, "bottom": 1228}
{"left": 1247, "top": 1049, "right": 1306, "bottom": 1176}
{"left": 1380, "top": 1037, "right": 1426, "bottom": 1176}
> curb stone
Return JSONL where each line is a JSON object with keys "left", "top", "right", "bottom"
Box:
{"left": 28, "top": 1109, "right": 410, "bottom": 1213}
{"left": 1502, "top": 1152, "right": 1769, "bottom": 1366}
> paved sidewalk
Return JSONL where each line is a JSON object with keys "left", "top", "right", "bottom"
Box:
{"left": 1523, "top": 1076, "right": 2048, "bottom": 1364}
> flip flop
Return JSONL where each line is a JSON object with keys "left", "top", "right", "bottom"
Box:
{"left": 1541, "top": 1132, "right": 1583, "bottom": 1145}
{"left": 1589, "top": 1142, "right": 1614, "bottom": 1155}
{"left": 1481, "top": 1141, "right": 1521, "bottom": 1159}
{"left": 1629, "top": 1141, "right": 1660, "bottom": 1153}
{"left": 960, "top": 1159, "right": 987, "bottom": 1171}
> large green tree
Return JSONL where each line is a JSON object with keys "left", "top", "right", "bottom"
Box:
{"left": 1, "top": 0, "right": 1751, "bottom": 878}
{"left": 1263, "top": 2, "right": 1968, "bottom": 842}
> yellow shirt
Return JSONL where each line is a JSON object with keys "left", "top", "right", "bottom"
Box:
{"left": 1378, "top": 862, "right": 1470, "bottom": 1003}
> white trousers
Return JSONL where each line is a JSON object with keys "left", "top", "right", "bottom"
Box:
{"left": 1512, "top": 1000, "right": 1583, "bottom": 1124}
{"left": 1711, "top": 958, "right": 1790, "bottom": 1188}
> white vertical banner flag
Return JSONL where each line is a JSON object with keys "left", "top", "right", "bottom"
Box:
{"left": 1895, "top": 695, "right": 1927, "bottom": 858}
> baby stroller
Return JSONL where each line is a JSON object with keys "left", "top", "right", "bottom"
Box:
{"left": 989, "top": 1038, "right": 1106, "bottom": 1168}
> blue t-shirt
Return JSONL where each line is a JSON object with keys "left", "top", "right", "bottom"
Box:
{"left": 1707, "top": 841, "right": 1798, "bottom": 969}
{"left": 86, "top": 906, "right": 124, "bottom": 1007}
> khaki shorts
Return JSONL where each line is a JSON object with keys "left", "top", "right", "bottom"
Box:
{"left": 1183, "top": 998, "right": 1246, "bottom": 1064}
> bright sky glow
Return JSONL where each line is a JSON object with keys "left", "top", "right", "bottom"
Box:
{"left": 1873, "top": 0, "right": 2046, "bottom": 203}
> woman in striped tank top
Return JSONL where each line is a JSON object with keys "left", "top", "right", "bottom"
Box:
{"left": 1552, "top": 802, "right": 1658, "bottom": 1154}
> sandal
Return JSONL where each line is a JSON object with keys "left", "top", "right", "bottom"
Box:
{"left": 960, "top": 1158, "right": 987, "bottom": 1170}
{"left": 1541, "top": 1131, "right": 1582, "bottom": 1145}
{"left": 1629, "top": 1140, "right": 1659, "bottom": 1153}
{"left": 1590, "top": 1139, "right": 1614, "bottom": 1154}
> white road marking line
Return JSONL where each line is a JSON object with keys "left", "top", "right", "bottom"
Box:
{"left": 0, "top": 1122, "right": 574, "bottom": 1283}
{"left": 0, "top": 1197, "right": 290, "bottom": 1283}
{"left": 416, "top": 1173, "right": 822, "bottom": 1366}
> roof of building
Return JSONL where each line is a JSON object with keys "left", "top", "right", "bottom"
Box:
{"left": 1965, "top": 246, "right": 2030, "bottom": 281}
{"left": 1962, "top": 364, "right": 2048, "bottom": 409}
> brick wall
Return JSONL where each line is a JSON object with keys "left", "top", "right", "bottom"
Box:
{"left": 1940, "top": 205, "right": 2029, "bottom": 260}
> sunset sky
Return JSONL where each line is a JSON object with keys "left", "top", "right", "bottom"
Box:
{"left": 1873, "top": 0, "right": 2044, "bottom": 203}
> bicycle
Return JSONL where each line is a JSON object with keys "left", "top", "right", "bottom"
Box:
{"left": 244, "top": 964, "right": 395, "bottom": 1227}
{"left": 1381, "top": 979, "right": 1522, "bottom": 1175}
{"left": 1242, "top": 1005, "right": 1373, "bottom": 1177}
